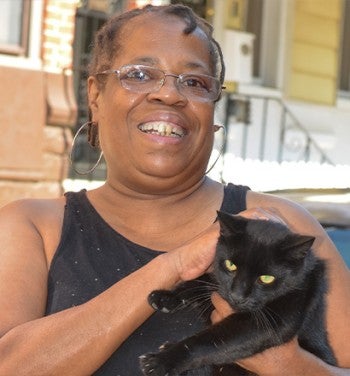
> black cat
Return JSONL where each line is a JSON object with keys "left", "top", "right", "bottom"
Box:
{"left": 139, "top": 211, "right": 337, "bottom": 375}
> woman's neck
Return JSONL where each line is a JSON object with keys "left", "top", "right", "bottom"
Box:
{"left": 86, "top": 177, "right": 223, "bottom": 251}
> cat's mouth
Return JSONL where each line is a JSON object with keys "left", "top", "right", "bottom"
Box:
{"left": 138, "top": 121, "right": 185, "bottom": 138}
{"left": 226, "top": 295, "right": 258, "bottom": 312}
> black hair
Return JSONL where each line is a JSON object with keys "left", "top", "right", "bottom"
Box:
{"left": 89, "top": 4, "right": 225, "bottom": 85}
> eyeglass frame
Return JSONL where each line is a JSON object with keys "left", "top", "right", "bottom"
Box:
{"left": 96, "top": 64, "right": 225, "bottom": 102}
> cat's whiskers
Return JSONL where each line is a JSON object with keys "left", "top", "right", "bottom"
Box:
{"left": 264, "top": 306, "right": 288, "bottom": 329}
{"left": 165, "top": 285, "right": 215, "bottom": 315}
{"left": 194, "top": 278, "right": 219, "bottom": 288}
{"left": 254, "top": 308, "right": 283, "bottom": 344}
{"left": 252, "top": 310, "right": 267, "bottom": 333}
{"left": 195, "top": 298, "right": 215, "bottom": 322}
{"left": 178, "top": 293, "right": 213, "bottom": 319}
{"left": 176, "top": 283, "right": 218, "bottom": 308}
{"left": 168, "top": 282, "right": 220, "bottom": 324}
{"left": 253, "top": 311, "right": 275, "bottom": 344}
{"left": 181, "top": 293, "right": 211, "bottom": 309}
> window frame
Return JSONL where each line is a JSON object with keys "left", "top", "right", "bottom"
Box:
{"left": 0, "top": 0, "right": 31, "bottom": 56}
{"left": 338, "top": 0, "right": 350, "bottom": 94}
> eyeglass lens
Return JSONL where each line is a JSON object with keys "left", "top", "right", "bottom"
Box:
{"left": 118, "top": 65, "right": 221, "bottom": 101}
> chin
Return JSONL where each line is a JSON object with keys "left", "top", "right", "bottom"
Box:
{"left": 142, "top": 163, "right": 196, "bottom": 179}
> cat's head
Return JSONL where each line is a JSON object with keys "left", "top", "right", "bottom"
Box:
{"left": 214, "top": 211, "right": 315, "bottom": 312}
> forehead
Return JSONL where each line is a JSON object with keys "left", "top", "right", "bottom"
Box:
{"left": 115, "top": 13, "right": 213, "bottom": 71}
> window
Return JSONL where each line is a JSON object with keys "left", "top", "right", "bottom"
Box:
{"left": 0, "top": 0, "right": 31, "bottom": 55}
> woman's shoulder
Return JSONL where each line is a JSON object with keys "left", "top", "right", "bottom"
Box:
{"left": 0, "top": 195, "right": 66, "bottom": 221}
{"left": 246, "top": 190, "right": 325, "bottom": 233}
{"left": 247, "top": 190, "right": 305, "bottom": 211}
{"left": 0, "top": 196, "right": 67, "bottom": 261}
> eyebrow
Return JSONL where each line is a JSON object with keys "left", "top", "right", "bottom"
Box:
{"left": 128, "top": 56, "right": 210, "bottom": 73}
{"left": 130, "top": 57, "right": 158, "bottom": 65}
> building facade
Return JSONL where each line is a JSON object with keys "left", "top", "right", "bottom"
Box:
{"left": 0, "top": 0, "right": 349, "bottom": 207}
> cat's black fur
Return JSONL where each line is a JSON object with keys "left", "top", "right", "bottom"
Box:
{"left": 140, "top": 211, "right": 337, "bottom": 375}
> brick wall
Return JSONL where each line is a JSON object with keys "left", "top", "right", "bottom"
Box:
{"left": 0, "top": 0, "right": 79, "bottom": 207}
{"left": 40, "top": 0, "right": 79, "bottom": 205}
{"left": 42, "top": 0, "right": 80, "bottom": 72}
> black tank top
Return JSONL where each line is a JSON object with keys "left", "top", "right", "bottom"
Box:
{"left": 46, "top": 183, "right": 250, "bottom": 375}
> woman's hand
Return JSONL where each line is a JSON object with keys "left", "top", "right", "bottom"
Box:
{"left": 235, "top": 338, "right": 301, "bottom": 376}
{"left": 167, "top": 222, "right": 220, "bottom": 282}
{"left": 210, "top": 291, "right": 234, "bottom": 323}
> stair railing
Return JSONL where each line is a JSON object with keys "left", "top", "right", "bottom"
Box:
{"left": 222, "top": 92, "right": 334, "bottom": 165}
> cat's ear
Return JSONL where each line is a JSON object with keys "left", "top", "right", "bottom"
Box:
{"left": 217, "top": 211, "right": 248, "bottom": 236}
{"left": 284, "top": 234, "right": 315, "bottom": 260}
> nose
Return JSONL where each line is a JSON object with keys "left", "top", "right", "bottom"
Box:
{"left": 230, "top": 291, "right": 246, "bottom": 304}
{"left": 230, "top": 282, "right": 250, "bottom": 302}
{"left": 147, "top": 74, "right": 187, "bottom": 105}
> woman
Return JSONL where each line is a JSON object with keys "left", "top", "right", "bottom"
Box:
{"left": 0, "top": 4, "right": 349, "bottom": 375}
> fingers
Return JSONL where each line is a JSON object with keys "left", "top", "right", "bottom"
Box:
{"left": 239, "top": 207, "right": 287, "bottom": 226}
{"left": 171, "top": 222, "right": 220, "bottom": 281}
{"left": 210, "top": 292, "right": 233, "bottom": 323}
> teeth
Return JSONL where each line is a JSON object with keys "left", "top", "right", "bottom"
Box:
{"left": 139, "top": 122, "right": 185, "bottom": 138}
{"left": 166, "top": 124, "right": 172, "bottom": 136}
{"left": 158, "top": 123, "right": 165, "bottom": 135}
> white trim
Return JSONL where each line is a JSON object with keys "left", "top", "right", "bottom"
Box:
{"left": 0, "top": 0, "right": 43, "bottom": 70}
{"left": 29, "top": 0, "right": 44, "bottom": 60}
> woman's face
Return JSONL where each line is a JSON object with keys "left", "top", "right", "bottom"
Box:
{"left": 89, "top": 13, "right": 218, "bottom": 193}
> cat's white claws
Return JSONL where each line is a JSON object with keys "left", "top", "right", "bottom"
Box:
{"left": 159, "top": 341, "right": 168, "bottom": 349}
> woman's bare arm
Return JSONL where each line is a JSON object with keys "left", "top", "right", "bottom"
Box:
{"left": 0, "top": 200, "right": 218, "bottom": 376}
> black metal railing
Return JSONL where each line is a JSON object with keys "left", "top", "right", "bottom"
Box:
{"left": 222, "top": 93, "right": 334, "bottom": 165}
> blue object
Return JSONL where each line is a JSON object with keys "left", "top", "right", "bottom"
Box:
{"left": 326, "top": 228, "right": 350, "bottom": 267}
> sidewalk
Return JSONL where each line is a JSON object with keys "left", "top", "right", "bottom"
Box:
{"left": 270, "top": 188, "right": 350, "bottom": 228}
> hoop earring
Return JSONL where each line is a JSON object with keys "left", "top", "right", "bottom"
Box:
{"left": 70, "top": 121, "right": 103, "bottom": 175}
{"left": 205, "top": 125, "right": 226, "bottom": 175}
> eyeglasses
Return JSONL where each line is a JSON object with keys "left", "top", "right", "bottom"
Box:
{"left": 97, "top": 64, "right": 223, "bottom": 102}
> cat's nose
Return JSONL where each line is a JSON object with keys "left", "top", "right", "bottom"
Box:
{"left": 229, "top": 291, "right": 247, "bottom": 304}
{"left": 230, "top": 283, "right": 250, "bottom": 300}
{"left": 230, "top": 294, "right": 253, "bottom": 311}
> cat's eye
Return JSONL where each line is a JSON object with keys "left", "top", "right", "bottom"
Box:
{"left": 224, "top": 260, "right": 237, "bottom": 272}
{"left": 259, "top": 275, "right": 275, "bottom": 284}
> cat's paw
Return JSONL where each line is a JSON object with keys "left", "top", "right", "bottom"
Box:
{"left": 140, "top": 342, "right": 189, "bottom": 376}
{"left": 148, "top": 290, "right": 184, "bottom": 313}
{"left": 139, "top": 352, "right": 178, "bottom": 376}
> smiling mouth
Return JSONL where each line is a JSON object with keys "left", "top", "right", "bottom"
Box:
{"left": 138, "top": 121, "right": 185, "bottom": 138}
